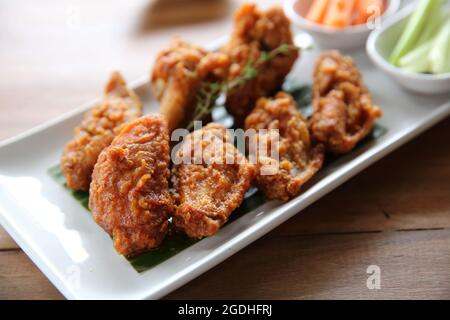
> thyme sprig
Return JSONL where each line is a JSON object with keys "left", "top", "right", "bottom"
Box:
{"left": 187, "top": 82, "right": 222, "bottom": 130}
{"left": 186, "top": 44, "right": 298, "bottom": 130}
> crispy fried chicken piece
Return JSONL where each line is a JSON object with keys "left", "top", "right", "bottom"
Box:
{"left": 222, "top": 3, "right": 299, "bottom": 124}
{"left": 310, "top": 51, "right": 382, "bottom": 154}
{"left": 172, "top": 123, "right": 255, "bottom": 238}
{"left": 151, "top": 38, "right": 229, "bottom": 132}
{"left": 60, "top": 72, "right": 142, "bottom": 191}
{"left": 245, "top": 92, "right": 324, "bottom": 201}
{"left": 89, "top": 115, "right": 173, "bottom": 257}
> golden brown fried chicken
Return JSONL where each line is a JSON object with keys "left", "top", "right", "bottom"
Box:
{"left": 60, "top": 72, "right": 142, "bottom": 191}
{"left": 310, "top": 51, "right": 382, "bottom": 154}
{"left": 89, "top": 115, "right": 173, "bottom": 257}
{"left": 245, "top": 92, "right": 324, "bottom": 201}
{"left": 172, "top": 123, "right": 254, "bottom": 238}
{"left": 222, "top": 3, "right": 299, "bottom": 124}
{"left": 151, "top": 38, "right": 229, "bottom": 132}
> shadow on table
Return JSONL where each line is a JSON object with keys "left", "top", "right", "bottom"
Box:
{"left": 136, "top": 0, "right": 231, "bottom": 33}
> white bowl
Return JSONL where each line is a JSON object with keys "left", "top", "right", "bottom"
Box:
{"left": 284, "top": 0, "right": 401, "bottom": 50}
{"left": 366, "top": 2, "right": 450, "bottom": 95}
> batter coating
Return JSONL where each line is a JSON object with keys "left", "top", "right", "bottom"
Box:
{"left": 151, "top": 38, "right": 229, "bottom": 132}
{"left": 245, "top": 92, "right": 325, "bottom": 201}
{"left": 222, "top": 3, "right": 298, "bottom": 123}
{"left": 60, "top": 72, "right": 142, "bottom": 191}
{"left": 172, "top": 123, "right": 255, "bottom": 238}
{"left": 310, "top": 51, "right": 382, "bottom": 154}
{"left": 89, "top": 115, "right": 173, "bottom": 257}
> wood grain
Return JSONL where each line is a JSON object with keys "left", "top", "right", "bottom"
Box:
{"left": 0, "top": 251, "right": 63, "bottom": 300}
{"left": 167, "top": 229, "right": 450, "bottom": 300}
{"left": 0, "top": 0, "right": 449, "bottom": 300}
{"left": 0, "top": 229, "right": 18, "bottom": 250}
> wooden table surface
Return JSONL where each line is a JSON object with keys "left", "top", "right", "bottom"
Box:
{"left": 1, "top": 0, "right": 449, "bottom": 300}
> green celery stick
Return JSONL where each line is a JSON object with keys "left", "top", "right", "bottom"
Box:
{"left": 389, "top": 0, "right": 443, "bottom": 66}
{"left": 415, "top": 8, "right": 445, "bottom": 47}
{"left": 398, "top": 39, "right": 434, "bottom": 72}
{"left": 429, "top": 17, "right": 450, "bottom": 74}
{"left": 402, "top": 59, "right": 431, "bottom": 73}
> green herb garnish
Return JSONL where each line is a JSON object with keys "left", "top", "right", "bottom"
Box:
{"left": 187, "top": 44, "right": 298, "bottom": 130}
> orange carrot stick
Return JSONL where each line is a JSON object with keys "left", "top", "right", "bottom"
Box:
{"left": 323, "top": 0, "right": 357, "bottom": 28}
{"left": 354, "top": 0, "right": 385, "bottom": 25}
{"left": 306, "top": 0, "right": 330, "bottom": 24}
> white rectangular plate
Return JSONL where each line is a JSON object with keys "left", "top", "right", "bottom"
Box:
{"left": 0, "top": 37, "right": 449, "bottom": 299}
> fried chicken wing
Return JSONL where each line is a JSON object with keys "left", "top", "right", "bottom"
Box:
{"left": 89, "top": 115, "right": 173, "bottom": 257}
{"left": 222, "top": 3, "right": 299, "bottom": 123}
{"left": 60, "top": 72, "right": 142, "bottom": 191}
{"left": 151, "top": 38, "right": 229, "bottom": 132}
{"left": 245, "top": 92, "right": 324, "bottom": 201}
{"left": 310, "top": 51, "right": 382, "bottom": 154}
{"left": 172, "top": 123, "right": 254, "bottom": 238}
